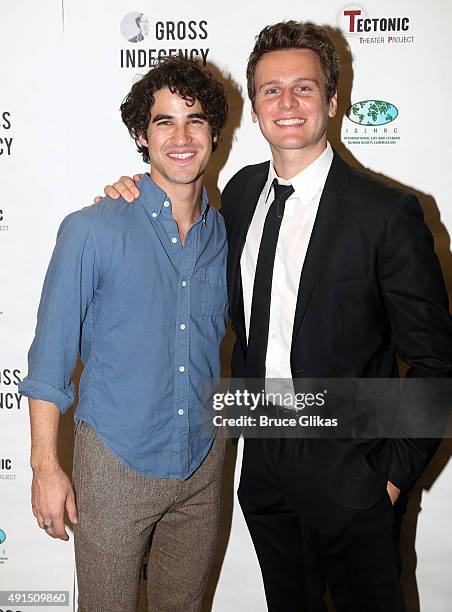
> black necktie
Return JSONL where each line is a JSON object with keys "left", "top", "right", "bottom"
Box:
{"left": 246, "top": 179, "right": 294, "bottom": 378}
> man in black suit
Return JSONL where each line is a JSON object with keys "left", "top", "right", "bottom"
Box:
{"left": 102, "top": 21, "right": 452, "bottom": 612}
{"left": 220, "top": 21, "right": 452, "bottom": 612}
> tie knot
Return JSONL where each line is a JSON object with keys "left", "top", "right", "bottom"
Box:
{"left": 272, "top": 179, "right": 294, "bottom": 203}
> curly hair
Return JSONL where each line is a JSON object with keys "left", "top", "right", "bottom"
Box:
{"left": 246, "top": 21, "right": 340, "bottom": 109}
{"left": 121, "top": 56, "right": 228, "bottom": 163}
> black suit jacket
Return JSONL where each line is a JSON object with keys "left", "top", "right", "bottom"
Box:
{"left": 221, "top": 151, "right": 452, "bottom": 508}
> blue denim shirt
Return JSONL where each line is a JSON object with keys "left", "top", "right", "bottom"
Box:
{"left": 19, "top": 175, "right": 228, "bottom": 478}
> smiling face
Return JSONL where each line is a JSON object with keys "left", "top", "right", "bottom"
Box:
{"left": 138, "top": 87, "right": 215, "bottom": 192}
{"left": 252, "top": 48, "right": 337, "bottom": 171}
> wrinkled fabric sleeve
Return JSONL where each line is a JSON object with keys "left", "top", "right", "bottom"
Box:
{"left": 19, "top": 210, "right": 100, "bottom": 412}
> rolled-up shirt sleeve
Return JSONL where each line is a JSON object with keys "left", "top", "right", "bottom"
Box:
{"left": 19, "top": 210, "right": 100, "bottom": 412}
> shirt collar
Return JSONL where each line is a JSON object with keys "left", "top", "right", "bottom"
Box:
{"left": 265, "top": 142, "right": 334, "bottom": 205}
{"left": 138, "top": 173, "right": 209, "bottom": 221}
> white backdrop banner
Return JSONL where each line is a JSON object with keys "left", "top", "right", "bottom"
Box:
{"left": 1, "top": 1, "right": 74, "bottom": 611}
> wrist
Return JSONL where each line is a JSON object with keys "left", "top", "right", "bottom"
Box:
{"left": 30, "top": 453, "right": 60, "bottom": 474}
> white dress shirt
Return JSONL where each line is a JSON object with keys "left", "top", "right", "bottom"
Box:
{"left": 240, "top": 142, "right": 334, "bottom": 382}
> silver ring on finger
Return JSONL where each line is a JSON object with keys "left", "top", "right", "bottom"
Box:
{"left": 43, "top": 522, "right": 54, "bottom": 530}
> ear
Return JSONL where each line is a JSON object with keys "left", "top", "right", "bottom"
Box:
{"left": 138, "top": 132, "right": 148, "bottom": 147}
{"left": 328, "top": 91, "right": 338, "bottom": 119}
{"left": 251, "top": 107, "right": 258, "bottom": 124}
{"left": 213, "top": 134, "right": 218, "bottom": 145}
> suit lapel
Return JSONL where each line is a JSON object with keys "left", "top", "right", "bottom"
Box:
{"left": 291, "top": 153, "right": 351, "bottom": 345}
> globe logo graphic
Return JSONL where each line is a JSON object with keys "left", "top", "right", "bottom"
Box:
{"left": 0, "top": 529, "right": 6, "bottom": 544}
{"left": 120, "top": 12, "right": 150, "bottom": 43}
{"left": 346, "top": 100, "right": 398, "bottom": 126}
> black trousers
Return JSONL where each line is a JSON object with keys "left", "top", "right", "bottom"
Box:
{"left": 237, "top": 438, "right": 406, "bottom": 612}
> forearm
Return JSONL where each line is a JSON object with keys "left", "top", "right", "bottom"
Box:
{"left": 29, "top": 398, "right": 61, "bottom": 472}
{"left": 28, "top": 398, "right": 77, "bottom": 539}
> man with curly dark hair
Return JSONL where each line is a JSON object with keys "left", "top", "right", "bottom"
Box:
{"left": 121, "top": 57, "right": 227, "bottom": 162}
{"left": 20, "top": 56, "right": 229, "bottom": 611}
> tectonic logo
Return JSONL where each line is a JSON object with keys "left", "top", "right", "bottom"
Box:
{"left": 119, "top": 13, "right": 209, "bottom": 68}
{"left": 347, "top": 100, "right": 398, "bottom": 126}
{"left": 0, "top": 530, "right": 5, "bottom": 545}
{"left": 0, "top": 208, "right": 8, "bottom": 233}
{"left": 0, "top": 458, "right": 16, "bottom": 481}
{"left": 337, "top": 4, "right": 414, "bottom": 45}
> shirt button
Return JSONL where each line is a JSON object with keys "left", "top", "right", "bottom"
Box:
{"left": 171, "top": 237, "right": 178, "bottom": 244}
{"left": 164, "top": 200, "right": 170, "bottom": 207}
{"left": 179, "top": 366, "right": 185, "bottom": 373}
{"left": 180, "top": 324, "right": 186, "bottom": 330}
{"left": 178, "top": 408, "right": 184, "bottom": 415}
{"left": 151, "top": 212, "right": 157, "bottom": 218}
{"left": 181, "top": 280, "right": 187, "bottom": 287}
{"left": 271, "top": 334, "right": 277, "bottom": 340}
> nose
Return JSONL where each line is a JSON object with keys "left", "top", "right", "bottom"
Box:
{"left": 278, "top": 88, "right": 298, "bottom": 110}
{"left": 173, "top": 122, "right": 192, "bottom": 145}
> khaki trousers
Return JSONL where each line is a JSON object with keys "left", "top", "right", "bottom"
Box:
{"left": 73, "top": 421, "right": 225, "bottom": 612}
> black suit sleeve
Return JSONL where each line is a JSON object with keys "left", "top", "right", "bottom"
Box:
{"left": 379, "top": 194, "right": 452, "bottom": 491}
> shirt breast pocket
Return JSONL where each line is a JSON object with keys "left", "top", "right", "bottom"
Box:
{"left": 201, "top": 265, "right": 228, "bottom": 316}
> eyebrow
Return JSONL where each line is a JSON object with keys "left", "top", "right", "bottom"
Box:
{"left": 258, "top": 78, "right": 320, "bottom": 91}
{"left": 151, "top": 112, "right": 208, "bottom": 123}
